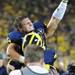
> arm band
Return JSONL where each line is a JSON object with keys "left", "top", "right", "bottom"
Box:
{"left": 19, "top": 55, "right": 25, "bottom": 63}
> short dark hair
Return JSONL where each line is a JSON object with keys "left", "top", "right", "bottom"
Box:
{"left": 14, "top": 16, "right": 27, "bottom": 29}
{"left": 24, "top": 44, "right": 44, "bottom": 62}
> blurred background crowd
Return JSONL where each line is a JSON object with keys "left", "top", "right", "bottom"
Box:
{"left": 0, "top": 0, "right": 75, "bottom": 74}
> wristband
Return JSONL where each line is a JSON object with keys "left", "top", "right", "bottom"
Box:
{"left": 52, "top": 1, "right": 68, "bottom": 20}
{"left": 19, "top": 55, "right": 25, "bottom": 63}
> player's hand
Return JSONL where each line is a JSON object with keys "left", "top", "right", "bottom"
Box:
{"left": 7, "top": 64, "right": 15, "bottom": 72}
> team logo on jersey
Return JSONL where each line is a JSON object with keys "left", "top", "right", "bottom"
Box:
{"left": 34, "top": 39, "right": 38, "bottom": 42}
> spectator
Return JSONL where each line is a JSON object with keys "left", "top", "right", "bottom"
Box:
{"left": 9, "top": 45, "right": 50, "bottom": 75}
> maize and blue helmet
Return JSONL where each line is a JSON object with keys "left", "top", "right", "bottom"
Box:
{"left": 22, "top": 31, "right": 46, "bottom": 50}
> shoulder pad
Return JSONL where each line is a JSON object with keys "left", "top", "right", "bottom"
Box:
{"left": 8, "top": 31, "right": 22, "bottom": 42}
{"left": 33, "top": 21, "right": 47, "bottom": 33}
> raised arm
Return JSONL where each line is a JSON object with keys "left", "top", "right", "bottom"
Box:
{"left": 47, "top": 0, "right": 68, "bottom": 38}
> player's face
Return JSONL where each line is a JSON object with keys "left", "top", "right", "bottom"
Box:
{"left": 21, "top": 18, "right": 34, "bottom": 32}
